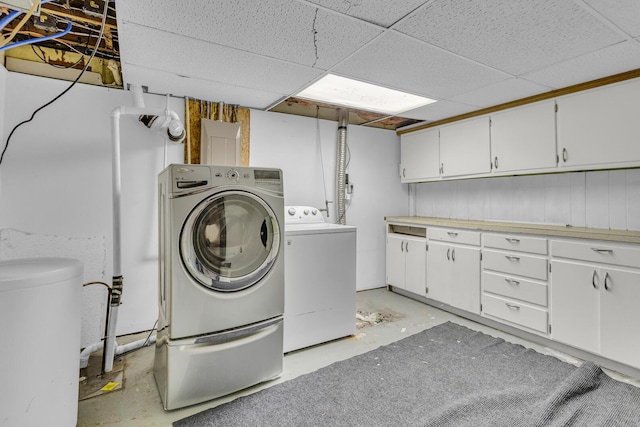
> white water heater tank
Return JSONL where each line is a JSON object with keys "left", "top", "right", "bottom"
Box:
{"left": 0, "top": 257, "right": 83, "bottom": 427}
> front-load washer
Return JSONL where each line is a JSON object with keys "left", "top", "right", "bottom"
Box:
{"left": 284, "top": 206, "right": 356, "bottom": 353}
{"left": 154, "top": 164, "right": 284, "bottom": 410}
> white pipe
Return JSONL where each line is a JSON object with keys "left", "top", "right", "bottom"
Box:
{"left": 79, "top": 335, "right": 157, "bottom": 369}
{"left": 116, "top": 335, "right": 156, "bottom": 355}
{"left": 130, "top": 84, "right": 145, "bottom": 109}
{"left": 103, "top": 306, "right": 119, "bottom": 372}
{"left": 79, "top": 341, "right": 103, "bottom": 369}
{"left": 105, "top": 103, "right": 183, "bottom": 372}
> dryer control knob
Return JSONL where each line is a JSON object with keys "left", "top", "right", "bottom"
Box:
{"left": 303, "top": 209, "right": 310, "bottom": 215}
{"left": 227, "top": 169, "right": 239, "bottom": 181}
{"left": 311, "top": 209, "right": 318, "bottom": 215}
{"left": 288, "top": 207, "right": 296, "bottom": 216}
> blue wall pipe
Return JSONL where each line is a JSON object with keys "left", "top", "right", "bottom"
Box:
{"left": 0, "top": 0, "right": 56, "bottom": 31}
{"left": 0, "top": 10, "right": 21, "bottom": 31}
{"left": 0, "top": 0, "right": 69, "bottom": 52}
{"left": 0, "top": 18, "right": 72, "bottom": 51}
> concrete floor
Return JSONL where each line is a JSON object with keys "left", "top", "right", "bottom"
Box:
{"left": 77, "top": 288, "right": 639, "bottom": 426}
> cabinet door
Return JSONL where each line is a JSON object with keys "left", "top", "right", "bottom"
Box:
{"left": 400, "top": 128, "right": 440, "bottom": 182}
{"left": 550, "top": 260, "right": 600, "bottom": 354}
{"left": 426, "top": 241, "right": 451, "bottom": 304}
{"left": 600, "top": 267, "right": 640, "bottom": 369}
{"left": 490, "top": 100, "right": 557, "bottom": 173}
{"left": 386, "top": 234, "right": 406, "bottom": 289}
{"left": 404, "top": 237, "right": 426, "bottom": 296}
{"left": 449, "top": 245, "right": 481, "bottom": 314}
{"left": 557, "top": 78, "right": 640, "bottom": 168}
{"left": 440, "top": 116, "right": 491, "bottom": 177}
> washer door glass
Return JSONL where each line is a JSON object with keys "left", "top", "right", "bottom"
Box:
{"left": 181, "top": 190, "right": 280, "bottom": 292}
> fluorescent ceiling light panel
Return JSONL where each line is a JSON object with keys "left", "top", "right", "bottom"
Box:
{"left": 296, "top": 74, "right": 436, "bottom": 115}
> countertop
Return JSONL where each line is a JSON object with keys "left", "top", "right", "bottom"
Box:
{"left": 384, "top": 216, "right": 640, "bottom": 244}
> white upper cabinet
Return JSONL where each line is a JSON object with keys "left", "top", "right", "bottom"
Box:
{"left": 557, "top": 78, "right": 640, "bottom": 169}
{"left": 490, "top": 100, "right": 557, "bottom": 173}
{"left": 439, "top": 116, "right": 491, "bottom": 177}
{"left": 400, "top": 128, "right": 440, "bottom": 182}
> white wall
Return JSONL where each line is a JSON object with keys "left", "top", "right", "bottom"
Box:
{"left": 414, "top": 169, "right": 640, "bottom": 231}
{"left": 0, "top": 73, "right": 183, "bottom": 345}
{"left": 0, "top": 74, "right": 408, "bottom": 344}
{"left": 250, "top": 110, "right": 409, "bottom": 290}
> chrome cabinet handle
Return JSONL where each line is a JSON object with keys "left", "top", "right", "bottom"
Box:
{"left": 440, "top": 163, "right": 444, "bottom": 175}
{"left": 401, "top": 241, "right": 404, "bottom": 252}
{"left": 604, "top": 272, "right": 611, "bottom": 291}
{"left": 505, "top": 255, "right": 520, "bottom": 261}
{"left": 562, "top": 147, "right": 568, "bottom": 162}
{"left": 402, "top": 168, "right": 406, "bottom": 178}
{"left": 592, "top": 270, "right": 598, "bottom": 289}
{"left": 494, "top": 156, "right": 499, "bottom": 169}
{"left": 451, "top": 249, "right": 455, "bottom": 262}
{"left": 505, "top": 237, "right": 520, "bottom": 243}
{"left": 591, "top": 248, "right": 613, "bottom": 254}
{"left": 505, "top": 303, "right": 520, "bottom": 310}
{"left": 505, "top": 278, "right": 520, "bottom": 286}
{"left": 446, "top": 248, "right": 450, "bottom": 260}
{"left": 447, "top": 231, "right": 458, "bottom": 237}
{"left": 406, "top": 241, "right": 409, "bottom": 253}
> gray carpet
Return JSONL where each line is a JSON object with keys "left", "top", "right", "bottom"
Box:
{"left": 174, "top": 321, "right": 640, "bottom": 426}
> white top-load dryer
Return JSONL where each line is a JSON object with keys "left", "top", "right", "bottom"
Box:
{"left": 284, "top": 206, "right": 357, "bottom": 352}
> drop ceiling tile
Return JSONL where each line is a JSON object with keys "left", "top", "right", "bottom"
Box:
{"left": 448, "top": 78, "right": 552, "bottom": 108}
{"left": 523, "top": 41, "right": 640, "bottom": 89}
{"left": 305, "top": 0, "right": 427, "bottom": 27}
{"left": 394, "top": 0, "right": 624, "bottom": 75}
{"left": 122, "top": 65, "right": 285, "bottom": 109}
{"left": 400, "top": 100, "right": 479, "bottom": 122}
{"left": 118, "top": 23, "right": 323, "bottom": 100}
{"left": 333, "top": 31, "right": 508, "bottom": 100}
{"left": 116, "top": 0, "right": 381, "bottom": 70}
{"left": 584, "top": 0, "right": 640, "bottom": 38}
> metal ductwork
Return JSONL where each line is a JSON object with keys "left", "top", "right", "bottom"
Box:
{"left": 336, "top": 108, "right": 348, "bottom": 225}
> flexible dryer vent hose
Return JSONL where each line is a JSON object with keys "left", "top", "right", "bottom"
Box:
{"left": 336, "top": 109, "right": 348, "bottom": 225}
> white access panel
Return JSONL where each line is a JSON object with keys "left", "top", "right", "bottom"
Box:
{"left": 200, "top": 118, "right": 241, "bottom": 166}
{"left": 284, "top": 227, "right": 356, "bottom": 353}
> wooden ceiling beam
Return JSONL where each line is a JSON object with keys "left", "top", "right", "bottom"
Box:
{"left": 42, "top": 3, "right": 117, "bottom": 30}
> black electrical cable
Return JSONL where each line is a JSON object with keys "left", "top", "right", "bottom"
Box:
{"left": 0, "top": 0, "right": 110, "bottom": 166}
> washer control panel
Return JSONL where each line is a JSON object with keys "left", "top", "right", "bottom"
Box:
{"left": 167, "top": 164, "right": 283, "bottom": 194}
{"left": 285, "top": 206, "right": 325, "bottom": 224}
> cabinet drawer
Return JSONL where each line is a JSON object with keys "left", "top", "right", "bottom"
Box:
{"left": 482, "top": 233, "right": 547, "bottom": 255}
{"left": 483, "top": 249, "right": 548, "bottom": 280}
{"left": 482, "top": 271, "right": 547, "bottom": 306}
{"left": 551, "top": 240, "right": 640, "bottom": 269}
{"left": 482, "top": 294, "right": 548, "bottom": 334}
{"left": 428, "top": 228, "right": 480, "bottom": 246}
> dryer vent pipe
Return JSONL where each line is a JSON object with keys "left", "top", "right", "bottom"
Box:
{"left": 335, "top": 108, "right": 348, "bottom": 225}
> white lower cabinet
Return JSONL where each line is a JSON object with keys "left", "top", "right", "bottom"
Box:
{"left": 481, "top": 233, "right": 549, "bottom": 335}
{"left": 386, "top": 230, "right": 426, "bottom": 297}
{"left": 426, "top": 229, "right": 481, "bottom": 314}
{"left": 386, "top": 220, "right": 640, "bottom": 372}
{"left": 551, "top": 239, "right": 640, "bottom": 370}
